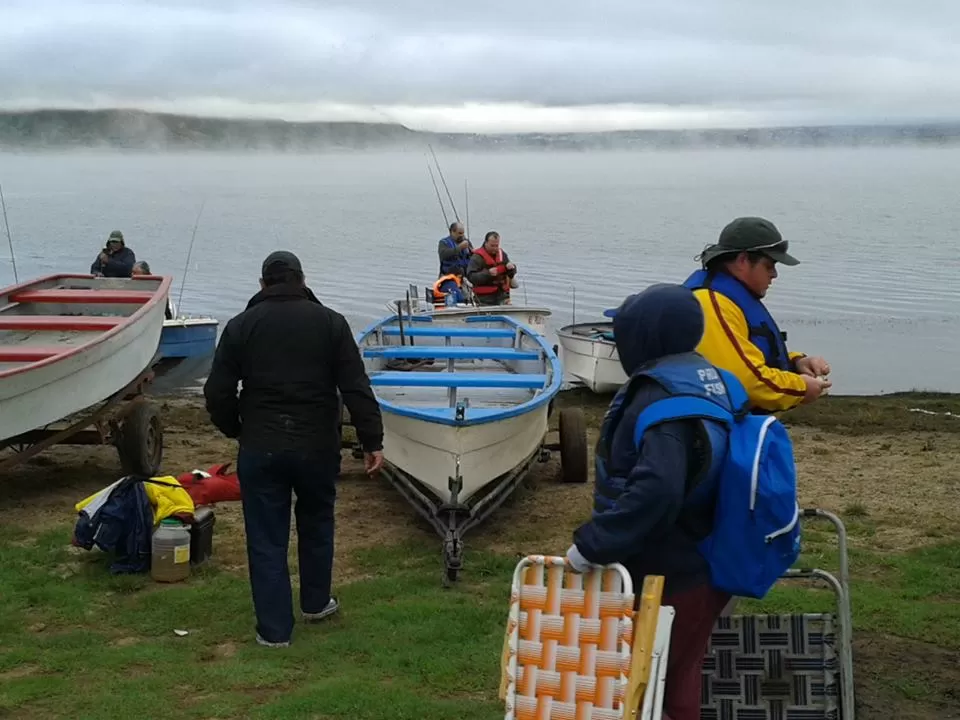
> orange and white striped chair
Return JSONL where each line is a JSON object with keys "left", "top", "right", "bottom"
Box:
{"left": 500, "top": 555, "right": 676, "bottom": 720}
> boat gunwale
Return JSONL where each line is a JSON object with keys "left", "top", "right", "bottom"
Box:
{"left": 356, "top": 312, "right": 562, "bottom": 428}
{"left": 0, "top": 273, "right": 173, "bottom": 381}
{"left": 557, "top": 321, "right": 618, "bottom": 345}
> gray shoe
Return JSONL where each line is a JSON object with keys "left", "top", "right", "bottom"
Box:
{"left": 256, "top": 633, "right": 290, "bottom": 648}
{"left": 302, "top": 597, "right": 340, "bottom": 623}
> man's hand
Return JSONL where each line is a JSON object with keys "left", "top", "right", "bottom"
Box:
{"left": 489, "top": 266, "right": 499, "bottom": 276}
{"left": 364, "top": 450, "right": 384, "bottom": 476}
{"left": 505, "top": 262, "right": 516, "bottom": 271}
{"left": 796, "top": 355, "right": 830, "bottom": 377}
{"left": 458, "top": 239, "right": 471, "bottom": 250}
{"left": 565, "top": 544, "right": 595, "bottom": 573}
{"left": 99, "top": 252, "right": 110, "bottom": 264}
{"left": 801, "top": 374, "right": 832, "bottom": 404}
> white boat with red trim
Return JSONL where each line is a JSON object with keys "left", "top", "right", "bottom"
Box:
{"left": 0, "top": 273, "right": 172, "bottom": 443}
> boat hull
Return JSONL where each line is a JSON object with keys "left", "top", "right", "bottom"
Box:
{"left": 159, "top": 318, "right": 218, "bottom": 360}
{"left": 0, "top": 275, "right": 170, "bottom": 442}
{"left": 557, "top": 322, "right": 627, "bottom": 394}
{"left": 382, "top": 402, "right": 549, "bottom": 504}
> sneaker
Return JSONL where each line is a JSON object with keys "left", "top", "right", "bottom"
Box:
{"left": 302, "top": 597, "right": 340, "bottom": 623}
{"left": 256, "top": 633, "right": 290, "bottom": 648}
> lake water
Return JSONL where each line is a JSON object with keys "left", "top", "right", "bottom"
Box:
{"left": 0, "top": 146, "right": 958, "bottom": 395}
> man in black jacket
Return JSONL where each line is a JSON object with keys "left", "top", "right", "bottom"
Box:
{"left": 204, "top": 250, "right": 384, "bottom": 648}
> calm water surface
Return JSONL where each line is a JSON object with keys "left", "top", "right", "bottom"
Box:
{"left": 0, "top": 146, "right": 957, "bottom": 395}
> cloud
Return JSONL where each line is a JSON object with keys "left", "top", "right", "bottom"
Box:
{"left": 2, "top": 0, "right": 960, "bottom": 131}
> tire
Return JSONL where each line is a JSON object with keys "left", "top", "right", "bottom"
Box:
{"left": 117, "top": 400, "right": 164, "bottom": 476}
{"left": 558, "top": 407, "right": 588, "bottom": 484}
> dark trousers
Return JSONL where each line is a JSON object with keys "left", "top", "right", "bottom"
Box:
{"left": 236, "top": 446, "right": 337, "bottom": 644}
{"left": 659, "top": 582, "right": 731, "bottom": 720}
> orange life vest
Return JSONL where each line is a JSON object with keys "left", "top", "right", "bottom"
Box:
{"left": 432, "top": 273, "right": 463, "bottom": 305}
{"left": 472, "top": 246, "right": 510, "bottom": 295}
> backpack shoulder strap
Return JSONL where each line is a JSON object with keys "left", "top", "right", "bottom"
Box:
{"left": 632, "top": 395, "right": 735, "bottom": 447}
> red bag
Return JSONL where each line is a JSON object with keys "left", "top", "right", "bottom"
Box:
{"left": 177, "top": 463, "right": 242, "bottom": 505}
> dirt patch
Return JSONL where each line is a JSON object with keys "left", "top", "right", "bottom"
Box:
{"left": 0, "top": 664, "right": 40, "bottom": 680}
{"left": 855, "top": 631, "right": 960, "bottom": 719}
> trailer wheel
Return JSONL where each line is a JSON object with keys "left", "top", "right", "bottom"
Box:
{"left": 558, "top": 407, "right": 588, "bottom": 484}
{"left": 117, "top": 401, "right": 164, "bottom": 476}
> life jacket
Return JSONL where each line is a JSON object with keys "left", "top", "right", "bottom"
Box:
{"left": 683, "top": 269, "right": 791, "bottom": 371}
{"left": 432, "top": 274, "right": 465, "bottom": 306}
{"left": 593, "top": 352, "right": 801, "bottom": 599}
{"left": 439, "top": 236, "right": 471, "bottom": 276}
{"left": 176, "top": 463, "right": 242, "bottom": 505}
{"left": 593, "top": 352, "right": 732, "bottom": 518}
{"left": 472, "top": 246, "right": 510, "bottom": 295}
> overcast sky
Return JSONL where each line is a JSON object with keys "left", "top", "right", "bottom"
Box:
{"left": 2, "top": 0, "right": 959, "bottom": 132}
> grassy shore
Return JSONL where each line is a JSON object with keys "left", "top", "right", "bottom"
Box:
{"left": 1, "top": 390, "right": 959, "bottom": 719}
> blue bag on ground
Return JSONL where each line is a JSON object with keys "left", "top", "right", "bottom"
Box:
{"left": 632, "top": 368, "right": 802, "bottom": 599}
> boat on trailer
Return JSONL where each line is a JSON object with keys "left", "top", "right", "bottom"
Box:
{"left": 556, "top": 308, "right": 627, "bottom": 394}
{"left": 355, "top": 311, "right": 587, "bottom": 583}
{"left": 0, "top": 273, "right": 171, "bottom": 474}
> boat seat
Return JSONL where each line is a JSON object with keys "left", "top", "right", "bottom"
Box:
{"left": 0, "top": 347, "right": 63, "bottom": 362}
{"left": 369, "top": 371, "right": 547, "bottom": 389}
{"left": 379, "top": 326, "right": 516, "bottom": 339}
{"left": 10, "top": 289, "right": 155, "bottom": 304}
{"left": 500, "top": 556, "right": 675, "bottom": 719}
{"left": 0, "top": 316, "right": 123, "bottom": 331}
{"left": 363, "top": 346, "right": 540, "bottom": 361}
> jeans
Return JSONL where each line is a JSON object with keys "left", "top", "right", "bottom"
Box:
{"left": 236, "top": 446, "right": 337, "bottom": 644}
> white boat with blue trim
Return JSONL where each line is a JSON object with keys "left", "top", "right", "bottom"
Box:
{"left": 355, "top": 311, "right": 586, "bottom": 582}
{"left": 556, "top": 308, "right": 628, "bottom": 394}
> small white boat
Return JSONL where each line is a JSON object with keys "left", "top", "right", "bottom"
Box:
{"left": 386, "top": 282, "right": 552, "bottom": 336}
{"left": 556, "top": 309, "right": 627, "bottom": 394}
{"left": 356, "top": 310, "right": 585, "bottom": 582}
{"left": 0, "top": 273, "right": 171, "bottom": 442}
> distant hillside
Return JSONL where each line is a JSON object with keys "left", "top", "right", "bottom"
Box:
{"left": 2, "top": 108, "right": 960, "bottom": 151}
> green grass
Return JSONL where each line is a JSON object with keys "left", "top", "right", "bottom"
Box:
{"left": 1, "top": 520, "right": 958, "bottom": 719}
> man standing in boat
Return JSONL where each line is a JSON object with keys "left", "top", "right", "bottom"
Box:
{"left": 683, "top": 217, "right": 832, "bottom": 414}
{"left": 203, "top": 250, "right": 384, "bottom": 649}
{"left": 437, "top": 221, "right": 472, "bottom": 277}
{"left": 466, "top": 230, "right": 517, "bottom": 305}
{"left": 90, "top": 230, "right": 136, "bottom": 278}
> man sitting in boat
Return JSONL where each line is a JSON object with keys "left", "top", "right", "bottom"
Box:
{"left": 90, "top": 230, "right": 136, "bottom": 278}
{"left": 465, "top": 230, "right": 517, "bottom": 306}
{"left": 132, "top": 261, "right": 174, "bottom": 320}
{"left": 437, "top": 221, "right": 472, "bottom": 277}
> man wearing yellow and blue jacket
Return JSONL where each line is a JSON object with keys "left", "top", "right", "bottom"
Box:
{"left": 683, "top": 217, "right": 832, "bottom": 413}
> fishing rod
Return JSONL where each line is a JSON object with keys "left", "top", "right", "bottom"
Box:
{"left": 464, "top": 179, "right": 470, "bottom": 241}
{"left": 175, "top": 198, "right": 207, "bottom": 314}
{"left": 0, "top": 184, "right": 18, "bottom": 285}
{"left": 426, "top": 163, "right": 450, "bottom": 229}
{"left": 428, "top": 144, "right": 460, "bottom": 224}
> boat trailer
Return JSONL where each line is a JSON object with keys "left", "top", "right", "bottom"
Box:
{"left": 0, "top": 354, "right": 165, "bottom": 476}
{"left": 342, "top": 401, "right": 589, "bottom": 585}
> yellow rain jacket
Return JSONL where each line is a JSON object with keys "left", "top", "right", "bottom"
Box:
{"left": 76, "top": 475, "right": 195, "bottom": 526}
{"left": 692, "top": 289, "right": 808, "bottom": 413}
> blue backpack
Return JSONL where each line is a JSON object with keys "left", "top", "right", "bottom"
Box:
{"left": 632, "top": 370, "right": 802, "bottom": 599}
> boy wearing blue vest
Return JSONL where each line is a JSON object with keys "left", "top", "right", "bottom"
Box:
{"left": 566, "top": 282, "right": 800, "bottom": 720}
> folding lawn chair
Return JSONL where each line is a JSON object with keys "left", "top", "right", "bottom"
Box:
{"left": 500, "top": 555, "right": 676, "bottom": 719}
{"left": 700, "top": 509, "right": 856, "bottom": 720}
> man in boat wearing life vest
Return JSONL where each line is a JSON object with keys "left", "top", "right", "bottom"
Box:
{"left": 466, "top": 230, "right": 517, "bottom": 306}
{"left": 437, "top": 221, "right": 472, "bottom": 278}
{"left": 683, "top": 217, "right": 832, "bottom": 414}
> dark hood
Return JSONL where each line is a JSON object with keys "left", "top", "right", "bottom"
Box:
{"left": 246, "top": 283, "right": 323, "bottom": 310}
{"left": 612, "top": 283, "right": 705, "bottom": 375}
